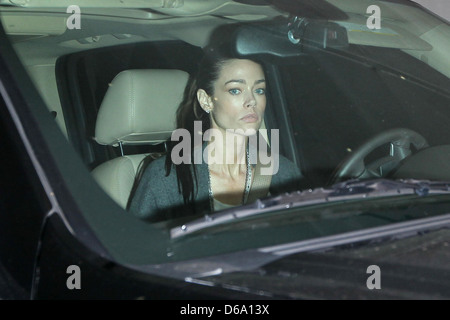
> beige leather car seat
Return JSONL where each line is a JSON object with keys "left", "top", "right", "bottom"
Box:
{"left": 92, "top": 69, "right": 189, "bottom": 209}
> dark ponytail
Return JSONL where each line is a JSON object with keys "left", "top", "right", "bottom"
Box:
{"left": 164, "top": 75, "right": 210, "bottom": 204}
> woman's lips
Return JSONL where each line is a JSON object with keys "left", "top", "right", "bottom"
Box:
{"left": 241, "top": 113, "right": 259, "bottom": 123}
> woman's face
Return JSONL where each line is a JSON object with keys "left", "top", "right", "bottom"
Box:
{"left": 199, "top": 59, "right": 266, "bottom": 135}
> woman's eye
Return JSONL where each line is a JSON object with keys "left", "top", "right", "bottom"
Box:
{"left": 228, "top": 88, "right": 241, "bottom": 95}
{"left": 255, "top": 88, "right": 266, "bottom": 95}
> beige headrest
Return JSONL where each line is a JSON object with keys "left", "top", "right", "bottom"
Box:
{"left": 95, "top": 69, "right": 189, "bottom": 146}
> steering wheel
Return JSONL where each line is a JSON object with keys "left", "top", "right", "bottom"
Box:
{"left": 330, "top": 128, "right": 429, "bottom": 184}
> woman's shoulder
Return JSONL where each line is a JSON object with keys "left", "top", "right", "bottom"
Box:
{"left": 141, "top": 154, "right": 169, "bottom": 178}
{"left": 139, "top": 154, "right": 208, "bottom": 185}
{"left": 269, "top": 154, "right": 302, "bottom": 193}
{"left": 276, "top": 154, "right": 301, "bottom": 175}
{"left": 133, "top": 154, "right": 177, "bottom": 194}
{"left": 147, "top": 153, "right": 166, "bottom": 167}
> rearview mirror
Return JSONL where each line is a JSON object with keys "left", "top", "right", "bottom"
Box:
{"left": 232, "top": 18, "right": 349, "bottom": 58}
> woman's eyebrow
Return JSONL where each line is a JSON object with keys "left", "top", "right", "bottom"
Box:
{"left": 224, "top": 79, "right": 266, "bottom": 85}
{"left": 224, "top": 79, "right": 245, "bottom": 85}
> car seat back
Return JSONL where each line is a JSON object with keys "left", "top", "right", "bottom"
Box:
{"left": 92, "top": 69, "right": 189, "bottom": 208}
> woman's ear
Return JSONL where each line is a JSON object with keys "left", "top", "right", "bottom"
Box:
{"left": 197, "top": 89, "right": 213, "bottom": 113}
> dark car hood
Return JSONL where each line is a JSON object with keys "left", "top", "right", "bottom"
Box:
{"left": 192, "top": 228, "right": 450, "bottom": 299}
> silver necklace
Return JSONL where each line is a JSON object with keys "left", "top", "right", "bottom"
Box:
{"left": 208, "top": 148, "right": 252, "bottom": 212}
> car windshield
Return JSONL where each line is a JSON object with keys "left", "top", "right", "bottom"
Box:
{"left": 2, "top": 0, "right": 450, "bottom": 268}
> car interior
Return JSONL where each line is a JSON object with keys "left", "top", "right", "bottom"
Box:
{"left": 2, "top": 0, "right": 450, "bottom": 216}
{"left": 4, "top": 1, "right": 450, "bottom": 300}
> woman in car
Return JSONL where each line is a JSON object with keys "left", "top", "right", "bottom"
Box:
{"left": 128, "top": 44, "right": 303, "bottom": 222}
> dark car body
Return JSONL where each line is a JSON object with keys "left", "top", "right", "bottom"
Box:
{"left": 1, "top": 0, "right": 450, "bottom": 300}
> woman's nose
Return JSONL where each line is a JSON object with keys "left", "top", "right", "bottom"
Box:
{"left": 245, "top": 92, "right": 256, "bottom": 108}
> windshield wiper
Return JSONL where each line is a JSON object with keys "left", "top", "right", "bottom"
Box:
{"left": 170, "top": 179, "right": 450, "bottom": 238}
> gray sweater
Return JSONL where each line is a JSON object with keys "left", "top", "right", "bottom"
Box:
{"left": 129, "top": 154, "right": 302, "bottom": 222}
